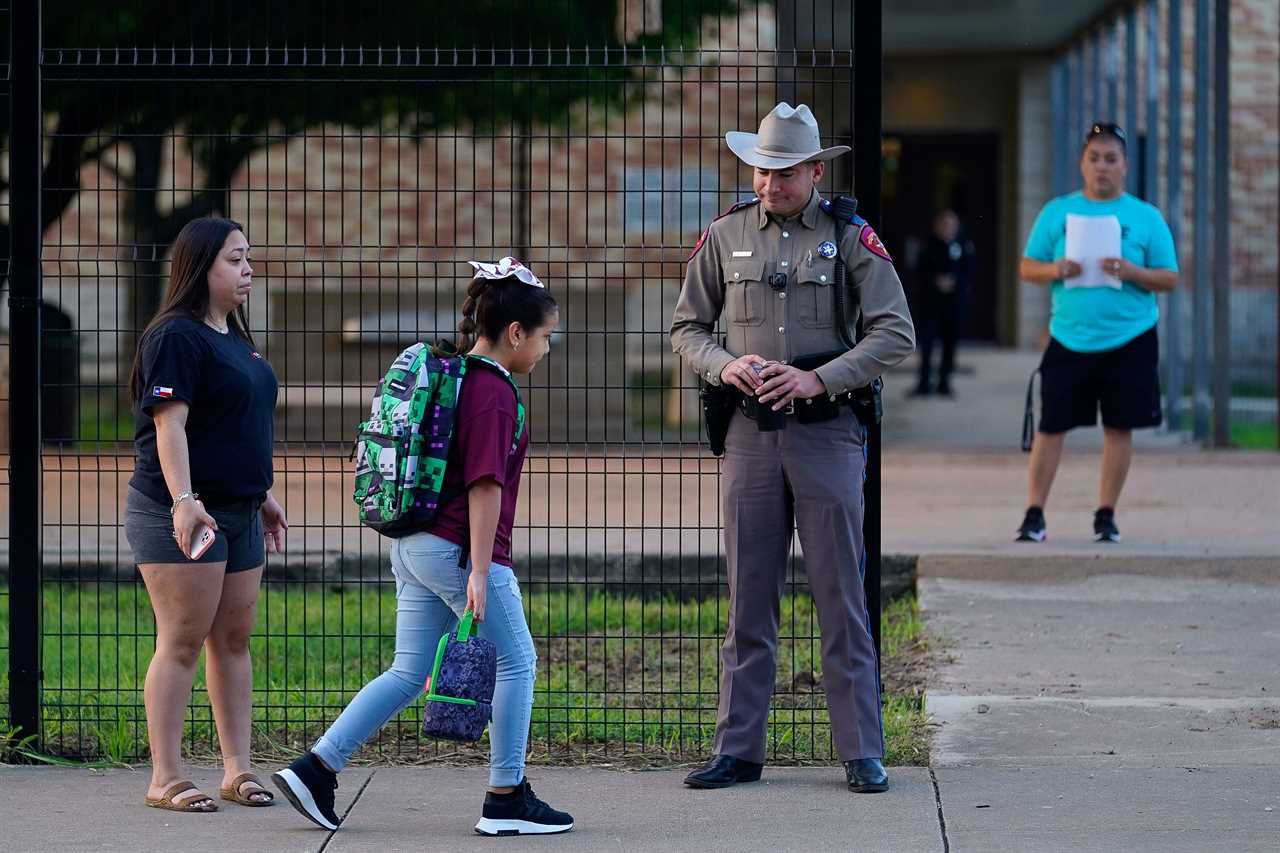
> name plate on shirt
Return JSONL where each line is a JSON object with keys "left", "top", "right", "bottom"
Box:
{"left": 731, "top": 251, "right": 753, "bottom": 258}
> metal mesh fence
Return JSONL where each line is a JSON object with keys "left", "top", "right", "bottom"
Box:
{"left": 10, "top": 0, "right": 870, "bottom": 763}
{"left": 1, "top": 0, "right": 11, "bottom": 737}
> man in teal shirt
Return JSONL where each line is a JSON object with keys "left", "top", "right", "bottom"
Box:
{"left": 1017, "top": 123, "right": 1179, "bottom": 543}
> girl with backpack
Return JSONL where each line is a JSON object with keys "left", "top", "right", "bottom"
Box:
{"left": 273, "top": 258, "right": 573, "bottom": 836}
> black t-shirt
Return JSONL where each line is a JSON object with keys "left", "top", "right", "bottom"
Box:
{"left": 130, "top": 316, "right": 278, "bottom": 506}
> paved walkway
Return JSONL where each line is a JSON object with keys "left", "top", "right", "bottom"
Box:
{"left": 920, "top": 569, "right": 1280, "bottom": 852}
{"left": 0, "top": 765, "right": 946, "bottom": 852}
{"left": 904, "top": 349, "right": 1279, "bottom": 852}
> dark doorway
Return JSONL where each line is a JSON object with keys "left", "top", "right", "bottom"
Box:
{"left": 881, "top": 132, "right": 1000, "bottom": 342}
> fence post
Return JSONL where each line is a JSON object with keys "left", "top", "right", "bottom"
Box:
{"left": 1124, "top": 5, "right": 1138, "bottom": 196}
{"left": 1166, "top": 0, "right": 1184, "bottom": 430}
{"left": 853, "top": 0, "right": 883, "bottom": 671}
{"left": 1210, "top": 0, "right": 1230, "bottom": 447}
{"left": 1192, "top": 0, "right": 1211, "bottom": 442}
{"left": 8, "top": 0, "right": 44, "bottom": 745}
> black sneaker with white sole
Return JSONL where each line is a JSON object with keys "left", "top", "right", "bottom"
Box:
{"left": 1094, "top": 507, "right": 1121, "bottom": 542}
{"left": 1016, "top": 506, "right": 1047, "bottom": 542}
{"left": 272, "top": 752, "right": 341, "bottom": 830}
{"left": 474, "top": 779, "right": 574, "bottom": 836}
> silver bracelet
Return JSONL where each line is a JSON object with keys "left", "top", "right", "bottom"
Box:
{"left": 171, "top": 491, "right": 198, "bottom": 516}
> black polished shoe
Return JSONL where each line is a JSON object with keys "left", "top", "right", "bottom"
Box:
{"left": 844, "top": 758, "right": 889, "bottom": 793}
{"left": 683, "top": 755, "right": 764, "bottom": 789}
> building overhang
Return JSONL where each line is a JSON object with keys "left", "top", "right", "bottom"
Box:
{"left": 885, "top": 0, "right": 1124, "bottom": 55}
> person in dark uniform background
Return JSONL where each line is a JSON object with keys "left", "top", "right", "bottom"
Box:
{"left": 912, "top": 208, "right": 974, "bottom": 397}
{"left": 670, "top": 103, "right": 915, "bottom": 794}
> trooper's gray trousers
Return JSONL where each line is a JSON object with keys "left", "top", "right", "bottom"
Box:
{"left": 714, "top": 405, "right": 884, "bottom": 763}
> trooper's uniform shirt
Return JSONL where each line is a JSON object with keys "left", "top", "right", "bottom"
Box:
{"left": 669, "top": 187, "right": 915, "bottom": 764}
{"left": 671, "top": 189, "right": 914, "bottom": 393}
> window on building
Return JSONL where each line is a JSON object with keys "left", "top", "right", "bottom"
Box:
{"left": 623, "top": 167, "right": 721, "bottom": 236}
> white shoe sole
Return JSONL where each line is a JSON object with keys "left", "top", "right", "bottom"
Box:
{"left": 1016, "top": 530, "right": 1046, "bottom": 542}
{"left": 474, "top": 817, "right": 574, "bottom": 836}
{"left": 272, "top": 768, "right": 340, "bottom": 831}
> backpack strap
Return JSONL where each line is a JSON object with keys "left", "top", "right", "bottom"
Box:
{"left": 463, "top": 354, "right": 527, "bottom": 452}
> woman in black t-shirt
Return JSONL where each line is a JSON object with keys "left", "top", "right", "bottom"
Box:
{"left": 124, "top": 217, "right": 285, "bottom": 813}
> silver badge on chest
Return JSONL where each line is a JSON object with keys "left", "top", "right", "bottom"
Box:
{"left": 817, "top": 241, "right": 838, "bottom": 259}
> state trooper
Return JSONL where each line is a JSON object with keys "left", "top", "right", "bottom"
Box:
{"left": 670, "top": 103, "right": 915, "bottom": 793}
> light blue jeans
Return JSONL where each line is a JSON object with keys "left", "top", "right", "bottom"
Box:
{"left": 312, "top": 532, "right": 537, "bottom": 787}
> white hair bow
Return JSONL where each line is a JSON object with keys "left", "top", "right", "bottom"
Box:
{"left": 467, "top": 257, "right": 544, "bottom": 288}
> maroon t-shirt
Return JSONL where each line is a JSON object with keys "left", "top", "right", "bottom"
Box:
{"left": 427, "top": 362, "right": 529, "bottom": 567}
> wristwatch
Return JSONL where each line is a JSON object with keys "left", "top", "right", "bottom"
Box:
{"left": 171, "top": 491, "right": 199, "bottom": 516}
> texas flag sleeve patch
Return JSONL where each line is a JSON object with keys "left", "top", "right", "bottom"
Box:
{"left": 152, "top": 386, "right": 174, "bottom": 398}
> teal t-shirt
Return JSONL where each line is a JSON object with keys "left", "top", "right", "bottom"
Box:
{"left": 1023, "top": 191, "right": 1179, "bottom": 352}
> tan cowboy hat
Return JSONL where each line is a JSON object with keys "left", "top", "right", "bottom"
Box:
{"left": 725, "top": 102, "right": 851, "bottom": 169}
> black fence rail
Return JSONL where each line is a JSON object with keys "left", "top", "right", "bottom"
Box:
{"left": 1, "top": 0, "right": 13, "bottom": 747}
{"left": 4, "top": 0, "right": 884, "bottom": 764}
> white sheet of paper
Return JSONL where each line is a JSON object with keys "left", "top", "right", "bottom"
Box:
{"left": 1064, "top": 213, "right": 1123, "bottom": 289}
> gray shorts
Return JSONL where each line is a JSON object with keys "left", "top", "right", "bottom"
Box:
{"left": 124, "top": 486, "right": 265, "bottom": 573}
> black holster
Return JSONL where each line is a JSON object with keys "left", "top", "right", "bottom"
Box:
{"left": 700, "top": 380, "right": 738, "bottom": 457}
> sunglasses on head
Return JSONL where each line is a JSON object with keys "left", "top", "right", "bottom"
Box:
{"left": 1087, "top": 122, "right": 1127, "bottom": 143}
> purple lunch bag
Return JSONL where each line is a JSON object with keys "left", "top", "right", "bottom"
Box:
{"left": 421, "top": 609, "right": 497, "bottom": 742}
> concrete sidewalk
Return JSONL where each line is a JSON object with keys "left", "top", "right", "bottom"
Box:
{"left": 921, "top": 572, "right": 1280, "bottom": 851}
{"left": 0, "top": 765, "right": 946, "bottom": 852}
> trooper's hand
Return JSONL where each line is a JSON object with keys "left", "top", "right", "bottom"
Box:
{"left": 756, "top": 365, "right": 827, "bottom": 410}
{"left": 719, "top": 354, "right": 768, "bottom": 395}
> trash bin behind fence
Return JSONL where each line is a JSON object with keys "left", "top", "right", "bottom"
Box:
{"left": 41, "top": 302, "right": 79, "bottom": 446}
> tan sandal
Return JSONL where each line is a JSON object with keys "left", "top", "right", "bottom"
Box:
{"left": 220, "top": 772, "right": 275, "bottom": 806}
{"left": 145, "top": 780, "right": 219, "bottom": 813}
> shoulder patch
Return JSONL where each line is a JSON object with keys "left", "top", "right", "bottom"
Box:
{"left": 687, "top": 228, "right": 712, "bottom": 262}
{"left": 859, "top": 224, "right": 892, "bottom": 262}
{"left": 687, "top": 198, "right": 760, "bottom": 262}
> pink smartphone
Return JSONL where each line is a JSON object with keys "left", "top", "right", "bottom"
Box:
{"left": 189, "top": 524, "right": 216, "bottom": 560}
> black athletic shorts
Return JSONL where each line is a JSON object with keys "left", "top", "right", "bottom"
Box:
{"left": 1038, "top": 325, "right": 1163, "bottom": 433}
{"left": 124, "top": 486, "right": 265, "bottom": 572}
